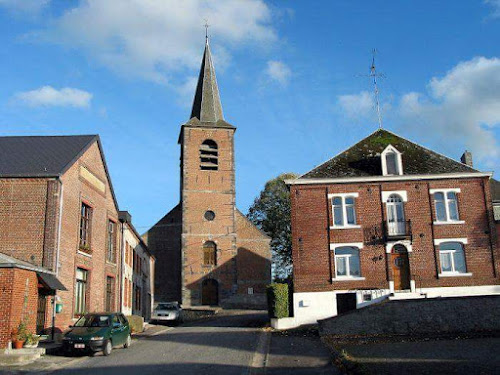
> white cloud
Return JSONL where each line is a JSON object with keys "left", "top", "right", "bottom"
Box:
{"left": 265, "top": 60, "right": 291, "bottom": 85}
{"left": 398, "top": 57, "right": 500, "bottom": 163}
{"left": 38, "top": 0, "right": 276, "bottom": 84}
{"left": 485, "top": 0, "right": 500, "bottom": 18}
{"left": 337, "top": 57, "right": 500, "bottom": 164}
{"left": 0, "top": 0, "right": 49, "bottom": 13}
{"left": 15, "top": 86, "right": 92, "bottom": 108}
{"left": 337, "top": 91, "right": 374, "bottom": 119}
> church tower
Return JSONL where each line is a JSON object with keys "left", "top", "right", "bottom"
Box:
{"left": 179, "top": 37, "right": 238, "bottom": 305}
{"left": 144, "top": 37, "right": 271, "bottom": 308}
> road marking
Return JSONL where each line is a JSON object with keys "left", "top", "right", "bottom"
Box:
{"left": 149, "top": 327, "right": 174, "bottom": 336}
{"left": 247, "top": 330, "right": 271, "bottom": 375}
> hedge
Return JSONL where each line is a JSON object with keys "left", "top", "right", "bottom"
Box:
{"left": 266, "top": 283, "right": 289, "bottom": 319}
{"left": 126, "top": 315, "right": 144, "bottom": 333}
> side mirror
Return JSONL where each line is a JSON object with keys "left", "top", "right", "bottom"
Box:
{"left": 113, "top": 323, "right": 121, "bottom": 328}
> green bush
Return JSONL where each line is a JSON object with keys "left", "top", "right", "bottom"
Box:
{"left": 266, "top": 283, "right": 289, "bottom": 319}
{"left": 126, "top": 315, "right": 144, "bottom": 333}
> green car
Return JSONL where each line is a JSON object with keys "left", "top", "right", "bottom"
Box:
{"left": 62, "top": 313, "right": 131, "bottom": 356}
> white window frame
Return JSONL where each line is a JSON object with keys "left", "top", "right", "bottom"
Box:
{"left": 429, "top": 188, "right": 465, "bottom": 224}
{"left": 381, "top": 145, "right": 403, "bottom": 176}
{"left": 433, "top": 238, "right": 472, "bottom": 277}
{"left": 328, "top": 193, "right": 361, "bottom": 229}
{"left": 330, "top": 243, "right": 365, "bottom": 281}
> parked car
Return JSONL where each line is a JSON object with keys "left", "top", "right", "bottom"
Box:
{"left": 151, "top": 302, "right": 183, "bottom": 324}
{"left": 62, "top": 313, "right": 131, "bottom": 356}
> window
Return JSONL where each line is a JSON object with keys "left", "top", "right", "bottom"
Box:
{"left": 381, "top": 145, "right": 403, "bottom": 176}
{"left": 439, "top": 242, "right": 466, "bottom": 274}
{"left": 204, "top": 210, "right": 216, "bottom": 221}
{"left": 334, "top": 247, "right": 361, "bottom": 278}
{"left": 79, "top": 203, "right": 92, "bottom": 252}
{"left": 75, "top": 268, "right": 88, "bottom": 316}
{"left": 200, "top": 140, "right": 218, "bottom": 170}
{"left": 331, "top": 194, "right": 358, "bottom": 227}
{"left": 203, "top": 241, "right": 217, "bottom": 266}
{"left": 106, "top": 220, "right": 116, "bottom": 262}
{"left": 433, "top": 190, "right": 461, "bottom": 222}
{"left": 105, "top": 276, "right": 114, "bottom": 312}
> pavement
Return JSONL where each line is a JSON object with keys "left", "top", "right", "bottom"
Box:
{"left": 0, "top": 310, "right": 337, "bottom": 375}
{"left": 342, "top": 337, "right": 500, "bottom": 375}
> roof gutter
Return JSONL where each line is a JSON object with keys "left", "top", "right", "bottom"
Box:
{"left": 285, "top": 172, "right": 494, "bottom": 186}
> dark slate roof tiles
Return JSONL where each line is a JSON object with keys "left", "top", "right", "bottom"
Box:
{"left": 301, "top": 129, "right": 479, "bottom": 179}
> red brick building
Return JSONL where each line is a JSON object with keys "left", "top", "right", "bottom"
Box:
{"left": 144, "top": 39, "right": 271, "bottom": 308}
{"left": 286, "top": 129, "right": 499, "bottom": 325}
{"left": 0, "top": 135, "right": 121, "bottom": 347}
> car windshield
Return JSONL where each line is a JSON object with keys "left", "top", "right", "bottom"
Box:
{"left": 74, "top": 314, "right": 111, "bottom": 327}
{"left": 156, "top": 303, "right": 177, "bottom": 310}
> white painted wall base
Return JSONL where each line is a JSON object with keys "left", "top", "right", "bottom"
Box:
{"left": 420, "top": 285, "right": 500, "bottom": 298}
{"left": 270, "top": 317, "right": 297, "bottom": 330}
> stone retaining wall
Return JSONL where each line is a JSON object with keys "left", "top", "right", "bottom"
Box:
{"left": 319, "top": 295, "right": 500, "bottom": 340}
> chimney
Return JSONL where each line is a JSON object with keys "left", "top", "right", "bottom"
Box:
{"left": 460, "top": 150, "right": 473, "bottom": 167}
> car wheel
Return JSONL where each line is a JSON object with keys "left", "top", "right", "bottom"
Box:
{"left": 124, "top": 334, "right": 131, "bottom": 349}
{"left": 103, "top": 340, "right": 112, "bottom": 356}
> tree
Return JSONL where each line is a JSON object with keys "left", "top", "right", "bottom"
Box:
{"left": 247, "top": 172, "right": 298, "bottom": 279}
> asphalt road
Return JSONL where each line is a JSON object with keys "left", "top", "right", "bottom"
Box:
{"left": 50, "top": 311, "right": 268, "bottom": 375}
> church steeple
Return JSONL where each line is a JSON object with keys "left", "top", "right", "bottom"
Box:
{"left": 190, "top": 38, "right": 224, "bottom": 123}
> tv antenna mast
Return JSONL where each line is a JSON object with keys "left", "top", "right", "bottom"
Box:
{"left": 370, "top": 49, "right": 384, "bottom": 129}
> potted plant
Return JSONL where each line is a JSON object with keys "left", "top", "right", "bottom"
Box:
{"left": 11, "top": 322, "right": 28, "bottom": 349}
{"left": 24, "top": 333, "right": 40, "bottom": 348}
{"left": 79, "top": 243, "right": 91, "bottom": 253}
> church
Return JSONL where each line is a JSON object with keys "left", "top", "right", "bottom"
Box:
{"left": 143, "top": 38, "right": 271, "bottom": 308}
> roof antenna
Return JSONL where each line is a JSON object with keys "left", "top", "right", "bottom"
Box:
{"left": 204, "top": 19, "right": 210, "bottom": 42}
{"left": 370, "top": 49, "right": 384, "bottom": 129}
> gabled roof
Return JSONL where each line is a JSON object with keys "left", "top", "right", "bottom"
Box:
{"left": 0, "top": 135, "right": 97, "bottom": 177}
{"left": 300, "top": 129, "right": 482, "bottom": 180}
{"left": 190, "top": 38, "right": 224, "bottom": 124}
{"left": 0, "top": 134, "right": 120, "bottom": 211}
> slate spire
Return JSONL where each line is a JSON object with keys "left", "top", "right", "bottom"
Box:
{"left": 190, "top": 37, "right": 224, "bottom": 123}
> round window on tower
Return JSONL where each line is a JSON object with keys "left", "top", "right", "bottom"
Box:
{"left": 204, "top": 210, "right": 216, "bottom": 221}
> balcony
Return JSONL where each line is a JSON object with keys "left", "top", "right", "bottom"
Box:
{"left": 383, "top": 220, "right": 412, "bottom": 241}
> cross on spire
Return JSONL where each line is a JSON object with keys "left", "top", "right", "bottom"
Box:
{"left": 204, "top": 19, "right": 210, "bottom": 41}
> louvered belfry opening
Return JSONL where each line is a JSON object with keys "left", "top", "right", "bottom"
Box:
{"left": 200, "top": 139, "right": 218, "bottom": 170}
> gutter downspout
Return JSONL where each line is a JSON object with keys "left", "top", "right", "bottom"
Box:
{"left": 119, "top": 221, "right": 125, "bottom": 312}
{"left": 52, "top": 179, "right": 64, "bottom": 341}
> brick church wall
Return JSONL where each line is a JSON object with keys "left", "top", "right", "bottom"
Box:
{"left": 143, "top": 204, "right": 182, "bottom": 303}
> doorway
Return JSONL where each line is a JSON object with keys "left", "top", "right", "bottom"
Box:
{"left": 336, "top": 293, "right": 357, "bottom": 315}
{"left": 201, "top": 279, "right": 219, "bottom": 305}
{"left": 391, "top": 244, "right": 411, "bottom": 291}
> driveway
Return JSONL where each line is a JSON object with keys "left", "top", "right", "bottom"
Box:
{"left": 1, "top": 311, "right": 337, "bottom": 375}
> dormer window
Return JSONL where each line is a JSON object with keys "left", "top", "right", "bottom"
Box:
{"left": 381, "top": 145, "right": 403, "bottom": 176}
{"left": 200, "top": 140, "right": 218, "bottom": 171}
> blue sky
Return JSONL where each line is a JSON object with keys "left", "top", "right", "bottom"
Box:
{"left": 0, "top": 0, "right": 499, "bottom": 231}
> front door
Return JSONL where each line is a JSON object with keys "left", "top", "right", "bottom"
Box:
{"left": 36, "top": 295, "right": 47, "bottom": 334}
{"left": 391, "top": 245, "right": 410, "bottom": 290}
{"left": 201, "top": 279, "right": 218, "bottom": 305}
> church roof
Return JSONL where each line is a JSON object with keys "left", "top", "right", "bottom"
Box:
{"left": 298, "top": 129, "right": 484, "bottom": 180}
{"left": 190, "top": 38, "right": 225, "bottom": 124}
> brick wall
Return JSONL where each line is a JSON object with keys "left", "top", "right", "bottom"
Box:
{"left": 292, "top": 177, "right": 499, "bottom": 293}
{"left": 0, "top": 268, "right": 38, "bottom": 348}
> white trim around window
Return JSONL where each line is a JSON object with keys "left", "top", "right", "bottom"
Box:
{"left": 329, "top": 193, "right": 360, "bottom": 229}
{"left": 381, "top": 190, "right": 408, "bottom": 202}
{"left": 434, "top": 238, "right": 468, "bottom": 245}
{"left": 430, "top": 188, "right": 464, "bottom": 224}
{"left": 385, "top": 240, "right": 413, "bottom": 254}
{"left": 381, "top": 145, "right": 403, "bottom": 176}
{"left": 330, "top": 242, "right": 364, "bottom": 250}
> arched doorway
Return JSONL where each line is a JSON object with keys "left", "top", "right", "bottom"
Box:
{"left": 201, "top": 279, "right": 219, "bottom": 305}
{"left": 386, "top": 194, "right": 405, "bottom": 236}
{"left": 391, "top": 244, "right": 410, "bottom": 291}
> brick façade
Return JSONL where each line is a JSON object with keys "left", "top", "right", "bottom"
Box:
{"left": 291, "top": 176, "right": 499, "bottom": 294}
{"left": 0, "top": 138, "right": 122, "bottom": 345}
